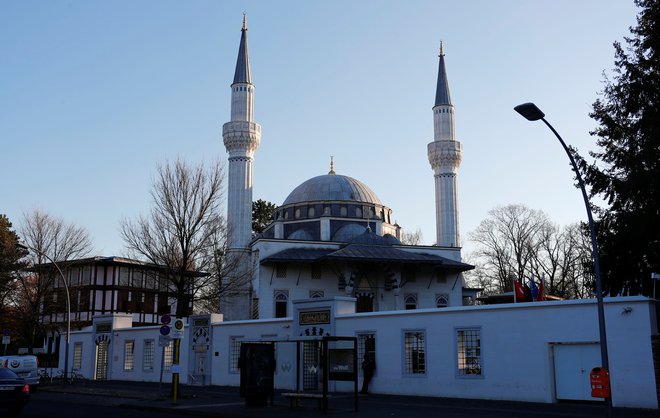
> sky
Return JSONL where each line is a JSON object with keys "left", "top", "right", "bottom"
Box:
{"left": 1, "top": 0, "right": 640, "bottom": 258}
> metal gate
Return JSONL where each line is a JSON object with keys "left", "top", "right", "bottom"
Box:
{"left": 95, "top": 340, "right": 109, "bottom": 380}
{"left": 553, "top": 343, "right": 600, "bottom": 401}
{"left": 303, "top": 341, "right": 320, "bottom": 390}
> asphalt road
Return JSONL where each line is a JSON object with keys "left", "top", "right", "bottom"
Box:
{"left": 18, "top": 381, "right": 659, "bottom": 418}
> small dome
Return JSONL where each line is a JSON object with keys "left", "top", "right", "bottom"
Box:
{"left": 283, "top": 174, "right": 382, "bottom": 206}
{"left": 287, "top": 229, "right": 314, "bottom": 241}
{"left": 348, "top": 227, "right": 397, "bottom": 246}
{"left": 332, "top": 224, "right": 367, "bottom": 242}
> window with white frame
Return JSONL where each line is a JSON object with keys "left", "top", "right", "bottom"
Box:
{"left": 457, "top": 328, "right": 482, "bottom": 376}
{"left": 230, "top": 336, "right": 243, "bottom": 373}
{"left": 143, "top": 339, "right": 154, "bottom": 371}
{"left": 123, "top": 340, "right": 135, "bottom": 371}
{"left": 436, "top": 294, "right": 449, "bottom": 308}
{"left": 73, "top": 342, "right": 83, "bottom": 370}
{"left": 404, "top": 331, "right": 426, "bottom": 375}
{"left": 404, "top": 294, "right": 417, "bottom": 310}
{"left": 164, "top": 340, "right": 174, "bottom": 371}
{"left": 274, "top": 290, "right": 288, "bottom": 318}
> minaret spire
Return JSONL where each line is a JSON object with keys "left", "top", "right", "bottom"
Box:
{"left": 329, "top": 156, "right": 335, "bottom": 175}
{"left": 223, "top": 17, "right": 261, "bottom": 251}
{"left": 427, "top": 43, "right": 462, "bottom": 247}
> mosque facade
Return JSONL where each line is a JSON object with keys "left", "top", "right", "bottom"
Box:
{"left": 221, "top": 18, "right": 477, "bottom": 321}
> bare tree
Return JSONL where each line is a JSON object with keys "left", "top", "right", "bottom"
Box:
{"left": 121, "top": 158, "right": 245, "bottom": 317}
{"left": 401, "top": 228, "right": 424, "bottom": 245}
{"left": 15, "top": 209, "right": 93, "bottom": 351}
{"left": 467, "top": 204, "right": 592, "bottom": 299}
{"left": 467, "top": 204, "right": 549, "bottom": 294}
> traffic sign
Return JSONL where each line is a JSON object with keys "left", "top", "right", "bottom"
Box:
{"left": 2, "top": 336, "right": 9, "bottom": 345}
{"left": 172, "top": 318, "right": 185, "bottom": 339}
{"left": 160, "top": 325, "right": 171, "bottom": 336}
{"left": 158, "top": 335, "right": 171, "bottom": 347}
{"left": 161, "top": 314, "right": 172, "bottom": 325}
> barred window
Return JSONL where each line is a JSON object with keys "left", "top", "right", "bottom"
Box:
{"left": 311, "top": 264, "right": 322, "bottom": 280}
{"left": 163, "top": 340, "right": 174, "bottom": 371}
{"left": 404, "top": 331, "right": 426, "bottom": 375}
{"left": 276, "top": 263, "right": 287, "bottom": 278}
{"left": 457, "top": 329, "right": 482, "bottom": 376}
{"left": 251, "top": 298, "right": 259, "bottom": 319}
{"left": 436, "top": 294, "right": 449, "bottom": 308}
{"left": 357, "top": 333, "right": 376, "bottom": 376}
{"left": 230, "top": 336, "right": 243, "bottom": 373}
{"left": 73, "top": 342, "right": 83, "bottom": 370}
{"left": 143, "top": 340, "right": 154, "bottom": 371}
{"left": 123, "top": 340, "right": 135, "bottom": 371}
{"left": 404, "top": 294, "right": 417, "bottom": 310}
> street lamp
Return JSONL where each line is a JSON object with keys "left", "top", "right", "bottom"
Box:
{"left": 17, "top": 243, "right": 71, "bottom": 385}
{"left": 514, "top": 102, "right": 611, "bottom": 416}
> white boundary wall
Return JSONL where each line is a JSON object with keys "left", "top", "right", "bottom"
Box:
{"left": 62, "top": 296, "right": 658, "bottom": 409}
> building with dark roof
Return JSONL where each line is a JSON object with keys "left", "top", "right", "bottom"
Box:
{"left": 221, "top": 19, "right": 477, "bottom": 321}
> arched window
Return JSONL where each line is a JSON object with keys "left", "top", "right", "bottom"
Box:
{"left": 274, "top": 290, "right": 289, "bottom": 318}
{"left": 435, "top": 294, "right": 449, "bottom": 308}
{"left": 405, "top": 294, "right": 417, "bottom": 310}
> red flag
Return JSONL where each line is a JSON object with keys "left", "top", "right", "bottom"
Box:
{"left": 514, "top": 281, "right": 526, "bottom": 302}
{"left": 538, "top": 277, "right": 546, "bottom": 301}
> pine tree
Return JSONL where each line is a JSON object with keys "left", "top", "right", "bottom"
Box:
{"left": 0, "top": 214, "right": 28, "bottom": 311}
{"left": 580, "top": 0, "right": 660, "bottom": 295}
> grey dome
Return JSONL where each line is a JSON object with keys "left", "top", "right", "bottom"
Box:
{"left": 283, "top": 174, "right": 382, "bottom": 206}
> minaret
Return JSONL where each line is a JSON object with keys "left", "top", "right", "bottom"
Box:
{"left": 223, "top": 15, "right": 261, "bottom": 251}
{"left": 427, "top": 42, "right": 462, "bottom": 247}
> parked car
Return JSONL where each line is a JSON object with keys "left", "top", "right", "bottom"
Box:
{"left": 0, "top": 368, "right": 30, "bottom": 415}
{"left": 0, "top": 356, "right": 39, "bottom": 391}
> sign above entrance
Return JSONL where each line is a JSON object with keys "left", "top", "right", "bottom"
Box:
{"left": 299, "top": 310, "right": 330, "bottom": 325}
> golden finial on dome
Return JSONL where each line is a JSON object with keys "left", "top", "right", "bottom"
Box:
{"left": 439, "top": 40, "right": 444, "bottom": 56}
{"left": 329, "top": 156, "right": 335, "bottom": 175}
{"left": 242, "top": 13, "right": 247, "bottom": 30}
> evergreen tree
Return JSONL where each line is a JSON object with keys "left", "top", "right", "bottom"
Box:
{"left": 252, "top": 199, "right": 277, "bottom": 235}
{"left": 0, "top": 214, "right": 28, "bottom": 311}
{"left": 579, "top": 0, "right": 660, "bottom": 295}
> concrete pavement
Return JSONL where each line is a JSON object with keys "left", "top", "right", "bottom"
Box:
{"left": 38, "top": 380, "right": 658, "bottom": 418}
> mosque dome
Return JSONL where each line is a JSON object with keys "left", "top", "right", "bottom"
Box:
{"left": 283, "top": 174, "right": 382, "bottom": 206}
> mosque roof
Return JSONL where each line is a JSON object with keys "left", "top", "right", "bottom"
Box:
{"left": 282, "top": 173, "right": 382, "bottom": 206}
{"left": 434, "top": 42, "right": 452, "bottom": 106}
{"left": 232, "top": 15, "right": 252, "bottom": 85}
{"left": 261, "top": 245, "right": 474, "bottom": 271}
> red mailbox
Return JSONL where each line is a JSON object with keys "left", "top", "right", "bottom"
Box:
{"left": 590, "top": 367, "right": 611, "bottom": 398}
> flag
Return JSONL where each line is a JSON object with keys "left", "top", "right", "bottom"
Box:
{"left": 529, "top": 275, "right": 539, "bottom": 301}
{"left": 538, "top": 275, "right": 546, "bottom": 301}
{"left": 514, "top": 280, "right": 526, "bottom": 302}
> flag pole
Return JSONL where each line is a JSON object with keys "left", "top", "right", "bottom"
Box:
{"left": 513, "top": 276, "right": 517, "bottom": 303}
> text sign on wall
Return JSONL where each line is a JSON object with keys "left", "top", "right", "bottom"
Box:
{"left": 299, "top": 310, "right": 330, "bottom": 325}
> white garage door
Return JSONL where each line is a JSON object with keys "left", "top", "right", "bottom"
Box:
{"left": 553, "top": 343, "right": 601, "bottom": 402}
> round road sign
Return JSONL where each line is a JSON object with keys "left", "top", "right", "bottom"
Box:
{"left": 160, "top": 325, "right": 171, "bottom": 336}
{"left": 160, "top": 315, "right": 172, "bottom": 325}
{"left": 174, "top": 319, "right": 184, "bottom": 330}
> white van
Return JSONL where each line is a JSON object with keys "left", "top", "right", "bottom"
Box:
{"left": 0, "top": 355, "right": 39, "bottom": 390}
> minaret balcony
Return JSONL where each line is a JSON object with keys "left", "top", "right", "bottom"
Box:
{"left": 427, "top": 140, "right": 463, "bottom": 172}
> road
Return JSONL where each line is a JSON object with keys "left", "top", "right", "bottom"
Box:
{"left": 14, "top": 381, "right": 658, "bottom": 418}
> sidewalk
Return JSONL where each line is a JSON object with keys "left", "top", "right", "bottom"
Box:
{"left": 39, "top": 380, "right": 659, "bottom": 418}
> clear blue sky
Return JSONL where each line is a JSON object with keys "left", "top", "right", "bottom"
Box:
{"left": 1, "top": 0, "right": 639, "bottom": 257}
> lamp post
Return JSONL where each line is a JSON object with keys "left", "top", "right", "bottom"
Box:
{"left": 18, "top": 243, "right": 71, "bottom": 385}
{"left": 514, "top": 102, "right": 611, "bottom": 416}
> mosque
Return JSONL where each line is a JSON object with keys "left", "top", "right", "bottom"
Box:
{"left": 220, "top": 16, "right": 478, "bottom": 321}
{"left": 52, "top": 18, "right": 658, "bottom": 409}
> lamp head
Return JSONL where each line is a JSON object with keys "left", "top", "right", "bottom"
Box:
{"left": 514, "top": 102, "right": 545, "bottom": 121}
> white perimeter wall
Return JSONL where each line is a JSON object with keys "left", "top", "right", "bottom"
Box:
{"left": 62, "top": 297, "right": 658, "bottom": 409}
